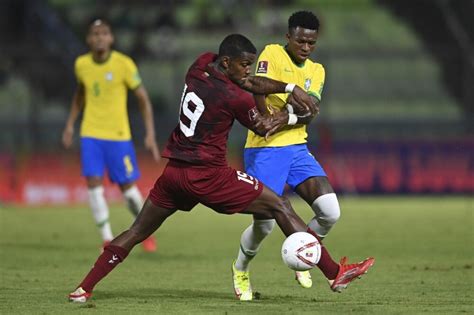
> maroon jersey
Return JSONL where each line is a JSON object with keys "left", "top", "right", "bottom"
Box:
{"left": 162, "top": 52, "right": 259, "bottom": 167}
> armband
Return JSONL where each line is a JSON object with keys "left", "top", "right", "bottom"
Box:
{"left": 286, "top": 104, "right": 294, "bottom": 114}
{"left": 285, "top": 83, "right": 296, "bottom": 93}
{"left": 288, "top": 113, "right": 298, "bottom": 125}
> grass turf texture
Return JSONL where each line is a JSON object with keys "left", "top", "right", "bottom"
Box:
{"left": 1, "top": 196, "right": 472, "bottom": 314}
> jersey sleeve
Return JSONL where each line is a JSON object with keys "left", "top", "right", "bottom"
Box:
{"left": 123, "top": 57, "right": 142, "bottom": 90}
{"left": 230, "top": 91, "right": 259, "bottom": 131}
{"left": 74, "top": 58, "right": 82, "bottom": 84}
{"left": 308, "top": 64, "right": 325, "bottom": 101}
{"left": 254, "top": 46, "right": 279, "bottom": 80}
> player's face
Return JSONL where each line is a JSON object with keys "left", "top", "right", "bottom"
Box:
{"left": 286, "top": 27, "right": 318, "bottom": 64}
{"left": 87, "top": 24, "right": 114, "bottom": 53}
{"left": 226, "top": 52, "right": 256, "bottom": 85}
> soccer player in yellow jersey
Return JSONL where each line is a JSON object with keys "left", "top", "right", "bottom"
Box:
{"left": 62, "top": 19, "right": 158, "bottom": 252}
{"left": 232, "top": 11, "right": 343, "bottom": 299}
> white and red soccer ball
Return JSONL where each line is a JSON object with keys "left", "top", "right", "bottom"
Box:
{"left": 281, "top": 232, "right": 321, "bottom": 271}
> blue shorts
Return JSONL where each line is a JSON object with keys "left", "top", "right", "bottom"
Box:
{"left": 80, "top": 137, "right": 140, "bottom": 185}
{"left": 244, "top": 144, "right": 326, "bottom": 196}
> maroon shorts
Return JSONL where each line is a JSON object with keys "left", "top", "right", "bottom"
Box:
{"left": 148, "top": 160, "right": 263, "bottom": 214}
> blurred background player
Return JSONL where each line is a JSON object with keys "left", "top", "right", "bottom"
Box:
{"left": 61, "top": 19, "right": 159, "bottom": 252}
{"left": 232, "top": 11, "right": 338, "bottom": 292}
{"left": 68, "top": 34, "right": 374, "bottom": 303}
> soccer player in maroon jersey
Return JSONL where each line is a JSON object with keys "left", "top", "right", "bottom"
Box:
{"left": 69, "top": 34, "right": 374, "bottom": 303}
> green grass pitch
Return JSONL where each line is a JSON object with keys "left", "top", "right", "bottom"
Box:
{"left": 1, "top": 196, "right": 472, "bottom": 314}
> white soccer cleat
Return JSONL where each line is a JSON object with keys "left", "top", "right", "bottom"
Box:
{"left": 295, "top": 270, "right": 313, "bottom": 288}
{"left": 68, "top": 287, "right": 91, "bottom": 303}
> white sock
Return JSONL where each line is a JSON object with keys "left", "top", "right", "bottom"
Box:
{"left": 235, "top": 219, "right": 276, "bottom": 271}
{"left": 88, "top": 186, "right": 113, "bottom": 241}
{"left": 307, "top": 193, "right": 341, "bottom": 239}
{"left": 123, "top": 185, "right": 144, "bottom": 217}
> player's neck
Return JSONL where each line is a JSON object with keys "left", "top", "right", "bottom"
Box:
{"left": 92, "top": 50, "right": 112, "bottom": 64}
{"left": 284, "top": 45, "right": 304, "bottom": 67}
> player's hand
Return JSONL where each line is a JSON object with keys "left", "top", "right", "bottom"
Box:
{"left": 290, "top": 86, "right": 317, "bottom": 116}
{"left": 253, "top": 114, "right": 277, "bottom": 136}
{"left": 287, "top": 94, "right": 319, "bottom": 117}
{"left": 264, "top": 110, "right": 288, "bottom": 140}
{"left": 62, "top": 125, "right": 74, "bottom": 149}
{"left": 144, "top": 134, "right": 160, "bottom": 162}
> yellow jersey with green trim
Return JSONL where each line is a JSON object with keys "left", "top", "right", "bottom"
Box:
{"left": 75, "top": 50, "right": 142, "bottom": 141}
{"left": 245, "top": 44, "right": 325, "bottom": 148}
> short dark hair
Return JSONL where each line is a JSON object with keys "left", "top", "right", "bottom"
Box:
{"left": 288, "top": 11, "right": 320, "bottom": 31}
{"left": 218, "top": 34, "right": 257, "bottom": 58}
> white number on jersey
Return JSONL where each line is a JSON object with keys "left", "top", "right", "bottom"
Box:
{"left": 236, "top": 171, "right": 255, "bottom": 185}
{"left": 179, "top": 84, "right": 205, "bottom": 137}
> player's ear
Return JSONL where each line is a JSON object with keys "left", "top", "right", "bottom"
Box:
{"left": 220, "top": 56, "right": 230, "bottom": 70}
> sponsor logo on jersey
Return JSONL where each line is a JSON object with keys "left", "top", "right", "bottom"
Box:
{"left": 256, "top": 61, "right": 268, "bottom": 74}
{"left": 304, "top": 78, "right": 311, "bottom": 90}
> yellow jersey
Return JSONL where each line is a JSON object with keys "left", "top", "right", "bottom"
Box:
{"left": 75, "top": 50, "right": 142, "bottom": 141}
{"left": 245, "top": 44, "right": 325, "bottom": 148}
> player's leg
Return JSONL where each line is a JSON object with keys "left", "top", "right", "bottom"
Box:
{"left": 119, "top": 181, "right": 157, "bottom": 252}
{"left": 245, "top": 188, "right": 374, "bottom": 293}
{"left": 69, "top": 199, "right": 176, "bottom": 302}
{"left": 106, "top": 140, "right": 143, "bottom": 217}
{"left": 295, "top": 176, "right": 340, "bottom": 239}
{"left": 288, "top": 145, "right": 340, "bottom": 287}
{"left": 288, "top": 145, "right": 340, "bottom": 239}
{"left": 81, "top": 137, "right": 113, "bottom": 245}
{"left": 105, "top": 140, "right": 157, "bottom": 252}
{"left": 234, "top": 147, "right": 289, "bottom": 273}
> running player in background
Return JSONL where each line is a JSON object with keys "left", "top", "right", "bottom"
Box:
{"left": 62, "top": 19, "right": 158, "bottom": 252}
{"left": 68, "top": 34, "right": 374, "bottom": 303}
{"left": 232, "top": 11, "right": 342, "bottom": 296}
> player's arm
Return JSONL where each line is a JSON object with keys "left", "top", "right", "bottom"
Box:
{"left": 261, "top": 95, "right": 320, "bottom": 140}
{"left": 286, "top": 94, "right": 320, "bottom": 125}
{"left": 240, "top": 76, "right": 314, "bottom": 114}
{"left": 62, "top": 84, "right": 85, "bottom": 148}
{"left": 133, "top": 85, "right": 160, "bottom": 162}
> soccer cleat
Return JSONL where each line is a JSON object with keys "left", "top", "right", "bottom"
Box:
{"left": 329, "top": 257, "right": 375, "bottom": 293}
{"left": 68, "top": 287, "right": 91, "bottom": 303}
{"left": 141, "top": 235, "right": 157, "bottom": 252}
{"left": 231, "top": 261, "right": 252, "bottom": 301}
{"left": 295, "top": 270, "right": 312, "bottom": 288}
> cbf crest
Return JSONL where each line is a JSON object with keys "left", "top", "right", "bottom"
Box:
{"left": 105, "top": 72, "right": 113, "bottom": 81}
{"left": 304, "top": 78, "right": 311, "bottom": 90}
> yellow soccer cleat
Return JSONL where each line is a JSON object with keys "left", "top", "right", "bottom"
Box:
{"left": 231, "top": 261, "right": 253, "bottom": 301}
{"left": 295, "top": 270, "right": 313, "bottom": 288}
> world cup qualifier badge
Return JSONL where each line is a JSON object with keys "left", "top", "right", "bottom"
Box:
{"left": 256, "top": 61, "right": 268, "bottom": 74}
{"left": 248, "top": 107, "right": 259, "bottom": 121}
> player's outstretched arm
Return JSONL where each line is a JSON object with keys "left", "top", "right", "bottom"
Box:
{"left": 62, "top": 84, "right": 85, "bottom": 149}
{"left": 241, "top": 76, "right": 314, "bottom": 113}
{"left": 134, "top": 85, "right": 160, "bottom": 162}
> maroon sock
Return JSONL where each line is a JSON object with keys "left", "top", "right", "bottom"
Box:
{"left": 79, "top": 245, "right": 130, "bottom": 292}
{"left": 307, "top": 228, "right": 339, "bottom": 280}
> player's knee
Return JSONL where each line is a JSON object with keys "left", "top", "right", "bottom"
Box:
{"left": 312, "top": 193, "right": 341, "bottom": 226}
{"left": 252, "top": 219, "right": 276, "bottom": 236}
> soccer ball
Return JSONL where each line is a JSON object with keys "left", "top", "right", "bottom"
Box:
{"left": 281, "top": 232, "right": 321, "bottom": 271}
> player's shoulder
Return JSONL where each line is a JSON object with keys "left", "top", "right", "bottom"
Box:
{"left": 75, "top": 52, "right": 92, "bottom": 66}
{"left": 260, "top": 44, "right": 284, "bottom": 56}
{"left": 111, "top": 50, "right": 136, "bottom": 66}
{"left": 306, "top": 59, "right": 325, "bottom": 74}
